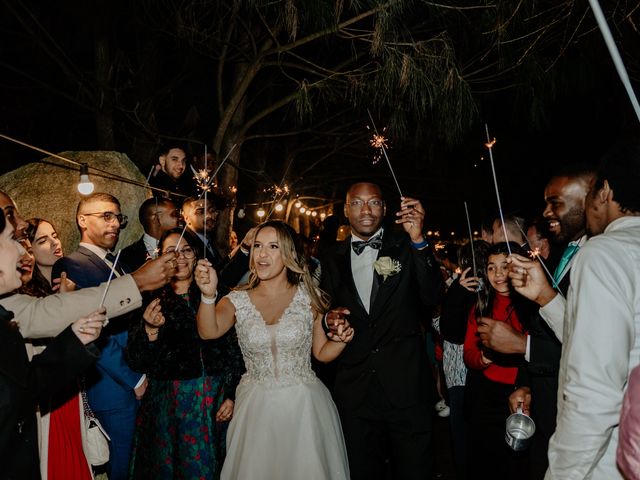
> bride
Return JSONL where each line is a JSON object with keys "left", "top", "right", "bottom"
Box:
{"left": 195, "top": 220, "right": 351, "bottom": 479}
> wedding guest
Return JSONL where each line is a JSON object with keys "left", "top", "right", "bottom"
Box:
{"left": 439, "top": 240, "right": 491, "bottom": 480}
{"left": 510, "top": 139, "right": 640, "bottom": 478}
{"left": 0, "top": 207, "right": 106, "bottom": 478}
{"left": 52, "top": 193, "right": 146, "bottom": 480}
{"left": 196, "top": 220, "right": 352, "bottom": 479}
{"left": 0, "top": 190, "right": 177, "bottom": 340}
{"left": 149, "top": 142, "right": 196, "bottom": 206}
{"left": 463, "top": 242, "right": 532, "bottom": 478}
{"left": 181, "top": 196, "right": 251, "bottom": 295}
{"left": 491, "top": 214, "right": 526, "bottom": 245}
{"left": 320, "top": 182, "right": 442, "bottom": 479}
{"left": 24, "top": 218, "right": 65, "bottom": 296}
{"left": 120, "top": 198, "right": 180, "bottom": 271}
{"left": 18, "top": 238, "right": 35, "bottom": 285}
{"left": 20, "top": 218, "right": 93, "bottom": 480}
{"left": 126, "top": 228, "right": 244, "bottom": 479}
{"left": 507, "top": 166, "right": 594, "bottom": 479}
{"left": 617, "top": 364, "right": 640, "bottom": 480}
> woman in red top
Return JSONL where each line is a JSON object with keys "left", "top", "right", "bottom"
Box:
{"left": 463, "top": 242, "right": 534, "bottom": 478}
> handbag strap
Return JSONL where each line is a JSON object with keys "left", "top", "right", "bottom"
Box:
{"left": 80, "top": 376, "right": 96, "bottom": 420}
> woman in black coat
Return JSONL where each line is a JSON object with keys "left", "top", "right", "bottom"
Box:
{"left": 0, "top": 209, "right": 106, "bottom": 479}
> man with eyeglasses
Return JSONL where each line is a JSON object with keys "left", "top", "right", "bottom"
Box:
{"left": 120, "top": 197, "right": 180, "bottom": 271}
{"left": 320, "top": 181, "right": 442, "bottom": 480}
{"left": 51, "top": 192, "right": 144, "bottom": 480}
{"left": 0, "top": 190, "right": 176, "bottom": 337}
{"left": 182, "top": 196, "right": 253, "bottom": 296}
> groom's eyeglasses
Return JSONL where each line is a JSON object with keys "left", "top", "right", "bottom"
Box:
{"left": 347, "top": 199, "right": 384, "bottom": 210}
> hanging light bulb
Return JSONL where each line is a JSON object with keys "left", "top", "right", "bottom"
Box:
{"left": 305, "top": 210, "right": 312, "bottom": 216}
{"left": 295, "top": 200, "right": 302, "bottom": 208}
{"left": 311, "top": 211, "right": 317, "bottom": 217}
{"left": 257, "top": 207, "right": 266, "bottom": 219}
{"left": 320, "top": 212, "right": 327, "bottom": 220}
{"left": 77, "top": 163, "right": 95, "bottom": 195}
{"left": 299, "top": 207, "right": 306, "bottom": 213}
{"left": 275, "top": 203, "right": 284, "bottom": 212}
{"left": 237, "top": 208, "right": 246, "bottom": 219}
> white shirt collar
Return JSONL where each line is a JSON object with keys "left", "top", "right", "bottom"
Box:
{"left": 79, "top": 242, "right": 110, "bottom": 260}
{"left": 351, "top": 227, "right": 384, "bottom": 244}
{"left": 143, "top": 233, "right": 159, "bottom": 256}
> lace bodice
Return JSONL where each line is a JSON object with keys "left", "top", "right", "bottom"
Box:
{"left": 226, "top": 287, "right": 317, "bottom": 387}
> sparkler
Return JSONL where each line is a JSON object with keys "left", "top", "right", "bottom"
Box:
{"left": 517, "top": 225, "right": 564, "bottom": 296}
{"left": 484, "top": 125, "right": 511, "bottom": 256}
{"left": 588, "top": 0, "right": 640, "bottom": 124}
{"left": 98, "top": 249, "right": 122, "bottom": 324}
{"left": 144, "top": 165, "right": 155, "bottom": 190}
{"left": 367, "top": 109, "right": 403, "bottom": 198}
{"left": 463, "top": 201, "right": 478, "bottom": 277}
{"left": 174, "top": 144, "right": 236, "bottom": 252}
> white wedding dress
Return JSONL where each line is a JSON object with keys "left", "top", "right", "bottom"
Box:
{"left": 221, "top": 287, "right": 350, "bottom": 480}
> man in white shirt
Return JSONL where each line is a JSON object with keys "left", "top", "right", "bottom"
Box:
{"left": 52, "top": 192, "right": 145, "bottom": 480}
{"left": 510, "top": 140, "right": 640, "bottom": 479}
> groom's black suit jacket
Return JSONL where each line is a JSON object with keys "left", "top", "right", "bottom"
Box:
{"left": 320, "top": 228, "right": 442, "bottom": 411}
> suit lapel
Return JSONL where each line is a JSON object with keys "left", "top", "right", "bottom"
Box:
{"left": 369, "top": 232, "right": 404, "bottom": 318}
{"left": 77, "top": 246, "right": 113, "bottom": 280}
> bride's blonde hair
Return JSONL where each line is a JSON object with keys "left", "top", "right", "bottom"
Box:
{"left": 242, "top": 220, "right": 330, "bottom": 313}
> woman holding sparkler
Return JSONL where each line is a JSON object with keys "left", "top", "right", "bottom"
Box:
{"left": 195, "top": 220, "right": 351, "bottom": 479}
{"left": 126, "top": 228, "right": 244, "bottom": 479}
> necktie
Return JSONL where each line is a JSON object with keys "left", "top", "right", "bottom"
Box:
{"left": 553, "top": 244, "right": 580, "bottom": 284}
{"left": 105, "top": 252, "right": 125, "bottom": 275}
{"left": 352, "top": 235, "right": 383, "bottom": 255}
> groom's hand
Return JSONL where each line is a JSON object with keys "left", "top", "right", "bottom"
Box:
{"left": 325, "top": 307, "right": 350, "bottom": 334}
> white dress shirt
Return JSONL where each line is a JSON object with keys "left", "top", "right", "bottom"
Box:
{"left": 143, "top": 233, "right": 159, "bottom": 259}
{"left": 545, "top": 216, "right": 640, "bottom": 479}
{"left": 350, "top": 228, "right": 383, "bottom": 314}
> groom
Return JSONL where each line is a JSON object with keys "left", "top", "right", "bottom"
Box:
{"left": 320, "top": 182, "right": 442, "bottom": 479}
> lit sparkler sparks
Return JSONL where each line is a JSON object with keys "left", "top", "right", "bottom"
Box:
{"left": 193, "top": 168, "right": 212, "bottom": 193}
{"left": 368, "top": 127, "right": 389, "bottom": 165}
{"left": 366, "top": 109, "right": 403, "bottom": 197}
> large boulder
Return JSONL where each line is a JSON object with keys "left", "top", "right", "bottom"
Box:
{"left": 0, "top": 151, "right": 148, "bottom": 254}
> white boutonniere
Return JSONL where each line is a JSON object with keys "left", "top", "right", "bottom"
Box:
{"left": 373, "top": 256, "right": 402, "bottom": 281}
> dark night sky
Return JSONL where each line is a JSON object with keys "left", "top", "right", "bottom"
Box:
{"left": 1, "top": 1, "right": 637, "bottom": 235}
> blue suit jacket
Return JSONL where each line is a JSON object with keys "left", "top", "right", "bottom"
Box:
{"left": 52, "top": 246, "right": 143, "bottom": 411}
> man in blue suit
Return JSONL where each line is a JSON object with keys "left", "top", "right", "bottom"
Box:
{"left": 52, "top": 192, "right": 146, "bottom": 480}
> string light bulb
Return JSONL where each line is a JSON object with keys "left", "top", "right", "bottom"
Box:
{"left": 311, "top": 211, "right": 317, "bottom": 217}
{"left": 295, "top": 200, "right": 302, "bottom": 208}
{"left": 320, "top": 212, "right": 327, "bottom": 220}
{"left": 299, "top": 207, "right": 306, "bottom": 213}
{"left": 257, "top": 207, "right": 266, "bottom": 219}
{"left": 275, "top": 203, "right": 284, "bottom": 212}
{"left": 77, "top": 163, "right": 95, "bottom": 195}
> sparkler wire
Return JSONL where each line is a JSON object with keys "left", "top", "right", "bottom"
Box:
{"left": 588, "top": 0, "right": 640, "bottom": 124}
{"left": 98, "top": 249, "right": 122, "bottom": 317}
{"left": 484, "top": 124, "right": 511, "bottom": 256}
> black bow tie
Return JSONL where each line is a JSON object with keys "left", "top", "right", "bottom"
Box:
{"left": 352, "top": 236, "right": 383, "bottom": 255}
